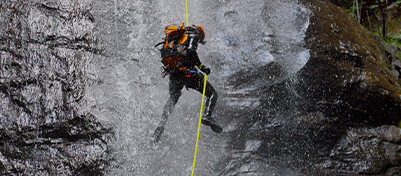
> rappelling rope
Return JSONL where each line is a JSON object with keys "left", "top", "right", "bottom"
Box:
{"left": 192, "top": 74, "right": 207, "bottom": 176}
{"left": 185, "top": 1, "right": 206, "bottom": 175}
{"left": 185, "top": 0, "right": 189, "bottom": 27}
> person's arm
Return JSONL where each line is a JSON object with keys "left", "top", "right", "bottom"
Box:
{"left": 187, "top": 34, "right": 201, "bottom": 66}
{"left": 187, "top": 34, "right": 211, "bottom": 74}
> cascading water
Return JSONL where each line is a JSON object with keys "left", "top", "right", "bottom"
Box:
{"left": 83, "top": 0, "right": 310, "bottom": 175}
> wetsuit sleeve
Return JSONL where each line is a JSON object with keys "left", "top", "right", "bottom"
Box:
{"left": 186, "top": 34, "right": 202, "bottom": 67}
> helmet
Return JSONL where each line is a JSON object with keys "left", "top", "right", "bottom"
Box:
{"left": 165, "top": 22, "right": 185, "bottom": 38}
{"left": 194, "top": 24, "right": 205, "bottom": 43}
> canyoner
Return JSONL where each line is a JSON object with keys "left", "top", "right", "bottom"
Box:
{"left": 151, "top": 22, "right": 223, "bottom": 144}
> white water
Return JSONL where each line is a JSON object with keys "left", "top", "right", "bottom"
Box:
{"left": 83, "top": 0, "right": 309, "bottom": 175}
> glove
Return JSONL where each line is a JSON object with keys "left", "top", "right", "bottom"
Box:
{"left": 199, "top": 65, "right": 211, "bottom": 75}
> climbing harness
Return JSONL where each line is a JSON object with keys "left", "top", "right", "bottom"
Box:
{"left": 185, "top": 70, "right": 197, "bottom": 78}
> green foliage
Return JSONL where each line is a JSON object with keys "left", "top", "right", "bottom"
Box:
{"left": 385, "top": 36, "right": 401, "bottom": 61}
{"left": 369, "top": 4, "right": 378, "bottom": 9}
{"left": 387, "top": 39, "right": 401, "bottom": 45}
{"left": 371, "top": 29, "right": 401, "bottom": 61}
{"left": 379, "top": 27, "right": 383, "bottom": 37}
{"left": 387, "top": 0, "right": 401, "bottom": 10}
{"left": 376, "top": 32, "right": 401, "bottom": 47}
{"left": 341, "top": 0, "right": 401, "bottom": 60}
{"left": 367, "top": 0, "right": 400, "bottom": 9}
{"left": 396, "top": 52, "right": 401, "bottom": 61}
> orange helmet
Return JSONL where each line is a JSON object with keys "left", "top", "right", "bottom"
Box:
{"left": 165, "top": 22, "right": 185, "bottom": 38}
{"left": 194, "top": 24, "right": 205, "bottom": 43}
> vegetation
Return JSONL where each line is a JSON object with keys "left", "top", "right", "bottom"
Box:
{"left": 333, "top": 0, "right": 401, "bottom": 59}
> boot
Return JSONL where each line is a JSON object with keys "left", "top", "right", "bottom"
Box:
{"left": 201, "top": 113, "right": 223, "bottom": 133}
{"left": 201, "top": 115, "right": 216, "bottom": 126}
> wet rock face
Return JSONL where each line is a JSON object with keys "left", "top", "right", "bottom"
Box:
{"left": 321, "top": 125, "right": 401, "bottom": 175}
{"left": 296, "top": 0, "right": 401, "bottom": 174}
{"left": 221, "top": 0, "right": 401, "bottom": 175}
{"left": 0, "top": 0, "right": 110, "bottom": 175}
{"left": 298, "top": 0, "right": 401, "bottom": 125}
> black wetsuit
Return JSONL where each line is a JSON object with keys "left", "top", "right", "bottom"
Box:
{"left": 151, "top": 32, "right": 220, "bottom": 143}
{"left": 159, "top": 33, "right": 218, "bottom": 127}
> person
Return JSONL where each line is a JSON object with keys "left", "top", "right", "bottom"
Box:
{"left": 151, "top": 22, "right": 222, "bottom": 143}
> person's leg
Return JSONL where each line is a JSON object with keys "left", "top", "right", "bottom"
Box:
{"left": 152, "top": 75, "right": 184, "bottom": 143}
{"left": 203, "top": 82, "right": 218, "bottom": 117}
{"left": 188, "top": 73, "right": 218, "bottom": 117}
{"left": 159, "top": 85, "right": 182, "bottom": 126}
{"left": 186, "top": 73, "right": 222, "bottom": 133}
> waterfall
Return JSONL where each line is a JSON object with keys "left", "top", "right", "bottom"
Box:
{"left": 84, "top": 0, "right": 309, "bottom": 175}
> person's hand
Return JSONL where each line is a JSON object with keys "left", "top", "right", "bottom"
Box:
{"left": 200, "top": 65, "right": 211, "bottom": 75}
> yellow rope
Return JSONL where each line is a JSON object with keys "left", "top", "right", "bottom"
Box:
{"left": 191, "top": 74, "right": 207, "bottom": 176}
{"left": 186, "top": 1, "right": 204, "bottom": 175}
{"left": 185, "top": 0, "right": 189, "bottom": 26}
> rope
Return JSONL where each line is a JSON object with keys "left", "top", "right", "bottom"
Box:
{"left": 185, "top": 1, "right": 204, "bottom": 175}
{"left": 191, "top": 74, "right": 207, "bottom": 176}
{"left": 185, "top": 0, "right": 189, "bottom": 26}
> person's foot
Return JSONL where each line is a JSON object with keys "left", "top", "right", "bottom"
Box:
{"left": 201, "top": 116, "right": 215, "bottom": 126}
{"left": 150, "top": 126, "right": 165, "bottom": 144}
{"left": 201, "top": 116, "right": 223, "bottom": 133}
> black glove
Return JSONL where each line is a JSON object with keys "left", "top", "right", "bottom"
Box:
{"left": 199, "top": 65, "right": 211, "bottom": 75}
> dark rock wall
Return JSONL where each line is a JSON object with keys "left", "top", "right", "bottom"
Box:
{"left": 211, "top": 0, "right": 401, "bottom": 175}
{"left": 0, "top": 0, "right": 110, "bottom": 175}
{"left": 1, "top": 0, "right": 400, "bottom": 175}
{"left": 321, "top": 125, "right": 401, "bottom": 175}
{"left": 297, "top": 0, "right": 401, "bottom": 174}
{"left": 299, "top": 0, "right": 401, "bottom": 125}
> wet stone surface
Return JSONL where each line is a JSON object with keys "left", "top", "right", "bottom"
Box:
{"left": 0, "top": 0, "right": 111, "bottom": 175}
{"left": 219, "top": 0, "right": 401, "bottom": 175}
{"left": 320, "top": 125, "right": 401, "bottom": 175}
{"left": 2, "top": 0, "right": 401, "bottom": 175}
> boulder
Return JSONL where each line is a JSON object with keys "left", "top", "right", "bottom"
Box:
{"left": 298, "top": 0, "right": 401, "bottom": 125}
{"left": 298, "top": 0, "right": 401, "bottom": 174}
{"left": 320, "top": 125, "right": 401, "bottom": 174}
